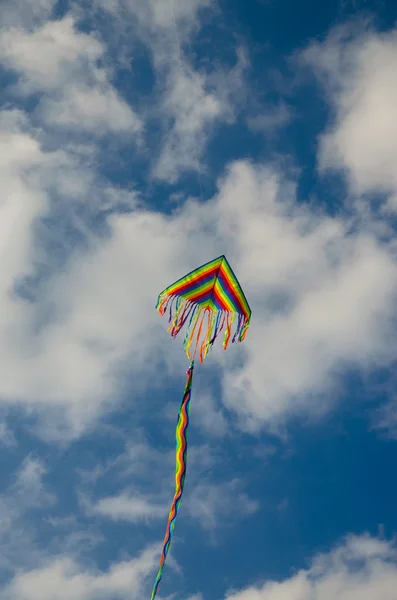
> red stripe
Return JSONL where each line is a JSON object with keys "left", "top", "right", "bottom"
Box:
{"left": 170, "top": 266, "right": 218, "bottom": 296}
{"left": 218, "top": 266, "right": 247, "bottom": 314}
{"left": 178, "top": 285, "right": 231, "bottom": 311}
{"left": 211, "top": 285, "right": 233, "bottom": 311}
{"left": 168, "top": 263, "right": 247, "bottom": 316}
{"left": 182, "top": 281, "right": 215, "bottom": 304}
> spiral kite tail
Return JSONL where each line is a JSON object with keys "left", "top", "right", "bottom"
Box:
{"left": 150, "top": 361, "right": 194, "bottom": 600}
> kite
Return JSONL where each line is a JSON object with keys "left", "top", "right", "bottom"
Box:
{"left": 150, "top": 255, "right": 251, "bottom": 600}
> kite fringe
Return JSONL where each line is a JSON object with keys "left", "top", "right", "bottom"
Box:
{"left": 156, "top": 293, "right": 251, "bottom": 362}
{"left": 150, "top": 361, "right": 194, "bottom": 600}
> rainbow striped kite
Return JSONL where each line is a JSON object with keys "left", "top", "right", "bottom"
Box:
{"left": 150, "top": 255, "right": 251, "bottom": 600}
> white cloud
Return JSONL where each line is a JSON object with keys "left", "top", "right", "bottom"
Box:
{"left": 152, "top": 61, "right": 223, "bottom": 182}
{"left": 0, "top": 7, "right": 396, "bottom": 600}
{"left": 139, "top": 0, "right": 212, "bottom": 31}
{"left": 92, "top": 0, "right": 244, "bottom": 183}
{"left": 247, "top": 103, "right": 294, "bottom": 134}
{"left": 153, "top": 47, "right": 248, "bottom": 182}
{"left": 94, "top": 0, "right": 212, "bottom": 34}
{"left": 13, "top": 456, "right": 55, "bottom": 507}
{"left": 186, "top": 479, "right": 259, "bottom": 530}
{"left": 225, "top": 534, "right": 397, "bottom": 600}
{"left": 303, "top": 24, "right": 397, "bottom": 209}
{"left": 0, "top": 16, "right": 141, "bottom": 134}
{"left": 0, "top": 17, "right": 102, "bottom": 90}
{"left": 0, "top": 456, "right": 55, "bottom": 572}
{"left": 0, "top": 422, "right": 16, "bottom": 447}
{"left": 371, "top": 388, "right": 397, "bottom": 439}
{"left": 201, "top": 161, "right": 397, "bottom": 429}
{"left": 0, "top": 111, "right": 112, "bottom": 436}
{"left": 0, "top": 546, "right": 158, "bottom": 600}
{"left": 86, "top": 493, "right": 169, "bottom": 523}
{"left": 39, "top": 84, "right": 141, "bottom": 134}
{"left": 0, "top": 453, "right": 158, "bottom": 599}
{"left": 0, "top": 107, "right": 143, "bottom": 441}
{"left": 0, "top": 10, "right": 395, "bottom": 441}
{"left": 193, "top": 391, "right": 228, "bottom": 437}
{"left": 0, "top": 0, "right": 56, "bottom": 29}
{"left": 0, "top": 112, "right": 395, "bottom": 439}
{"left": 79, "top": 439, "right": 256, "bottom": 532}
{"left": 85, "top": 476, "right": 258, "bottom": 532}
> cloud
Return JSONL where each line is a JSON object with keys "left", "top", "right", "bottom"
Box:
{"left": 186, "top": 479, "right": 259, "bottom": 530}
{"left": 247, "top": 103, "right": 294, "bottom": 134}
{"left": 0, "top": 111, "right": 395, "bottom": 440}
{"left": 79, "top": 437, "right": 256, "bottom": 532}
{"left": 0, "top": 453, "right": 161, "bottom": 600}
{"left": 152, "top": 47, "right": 248, "bottom": 183}
{"left": 0, "top": 8, "right": 395, "bottom": 600}
{"left": 0, "top": 16, "right": 102, "bottom": 90}
{"left": 192, "top": 392, "right": 228, "bottom": 438}
{"left": 0, "top": 546, "right": 158, "bottom": 600}
{"left": 0, "top": 16, "right": 141, "bottom": 135}
{"left": 84, "top": 473, "right": 258, "bottom": 531}
{"left": 0, "top": 456, "right": 55, "bottom": 572}
{"left": 0, "top": 106, "right": 192, "bottom": 439}
{"left": 82, "top": 478, "right": 258, "bottom": 535}
{"left": 0, "top": 422, "right": 17, "bottom": 447}
{"left": 152, "top": 60, "right": 223, "bottom": 182}
{"left": 0, "top": 110, "right": 114, "bottom": 438}
{"left": 39, "top": 84, "right": 141, "bottom": 134}
{"left": 225, "top": 533, "right": 397, "bottom": 600}
{"left": 0, "top": 0, "right": 56, "bottom": 29}
{"left": 13, "top": 456, "right": 55, "bottom": 507}
{"left": 205, "top": 161, "right": 397, "bottom": 429}
{"left": 0, "top": 6, "right": 395, "bottom": 443}
{"left": 86, "top": 493, "right": 169, "bottom": 523}
{"left": 303, "top": 23, "right": 397, "bottom": 210}
{"left": 371, "top": 384, "right": 397, "bottom": 439}
{"left": 93, "top": 0, "right": 212, "bottom": 34}
{"left": 92, "top": 0, "right": 245, "bottom": 183}
{"left": 139, "top": 0, "right": 212, "bottom": 32}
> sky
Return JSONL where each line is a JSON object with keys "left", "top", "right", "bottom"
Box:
{"left": 0, "top": 0, "right": 397, "bottom": 599}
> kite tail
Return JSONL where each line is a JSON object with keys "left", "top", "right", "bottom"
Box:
{"left": 150, "top": 361, "right": 194, "bottom": 600}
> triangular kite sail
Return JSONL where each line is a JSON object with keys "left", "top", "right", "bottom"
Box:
{"left": 150, "top": 255, "right": 251, "bottom": 600}
{"left": 156, "top": 255, "right": 251, "bottom": 363}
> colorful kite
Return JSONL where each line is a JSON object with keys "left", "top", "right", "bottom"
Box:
{"left": 150, "top": 255, "right": 251, "bottom": 600}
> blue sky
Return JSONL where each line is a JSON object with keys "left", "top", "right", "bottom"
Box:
{"left": 0, "top": 0, "right": 397, "bottom": 599}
